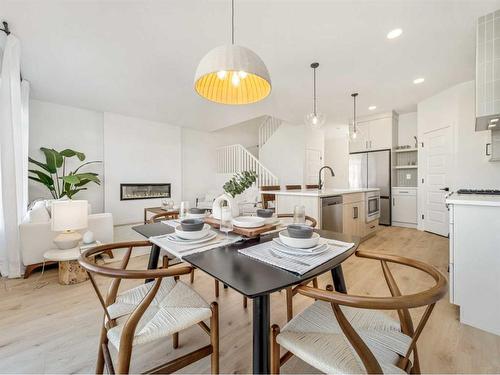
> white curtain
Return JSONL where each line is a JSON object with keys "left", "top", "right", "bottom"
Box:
{"left": 0, "top": 34, "right": 30, "bottom": 278}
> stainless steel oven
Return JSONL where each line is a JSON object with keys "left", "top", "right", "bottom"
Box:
{"left": 366, "top": 191, "right": 380, "bottom": 222}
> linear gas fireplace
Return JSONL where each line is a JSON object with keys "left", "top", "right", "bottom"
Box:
{"left": 120, "top": 183, "right": 171, "bottom": 201}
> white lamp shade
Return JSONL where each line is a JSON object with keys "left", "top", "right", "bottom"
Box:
{"left": 194, "top": 44, "right": 271, "bottom": 105}
{"left": 51, "top": 200, "right": 88, "bottom": 232}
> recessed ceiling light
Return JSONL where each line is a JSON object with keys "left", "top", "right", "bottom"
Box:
{"left": 413, "top": 77, "right": 425, "bottom": 84}
{"left": 368, "top": 105, "right": 377, "bottom": 111}
{"left": 387, "top": 28, "right": 403, "bottom": 39}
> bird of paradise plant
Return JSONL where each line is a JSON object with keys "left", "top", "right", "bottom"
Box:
{"left": 28, "top": 147, "right": 101, "bottom": 199}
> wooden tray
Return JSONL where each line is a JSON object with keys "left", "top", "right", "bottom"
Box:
{"left": 204, "top": 216, "right": 278, "bottom": 238}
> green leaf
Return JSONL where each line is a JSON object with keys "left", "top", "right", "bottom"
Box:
{"left": 60, "top": 175, "right": 80, "bottom": 185}
{"left": 73, "top": 160, "right": 101, "bottom": 174}
{"left": 40, "top": 147, "right": 63, "bottom": 171}
{"left": 60, "top": 149, "right": 86, "bottom": 161}
{"left": 28, "top": 157, "right": 51, "bottom": 173}
{"left": 29, "top": 169, "right": 54, "bottom": 187}
{"left": 60, "top": 173, "right": 101, "bottom": 186}
{"left": 65, "top": 188, "right": 87, "bottom": 199}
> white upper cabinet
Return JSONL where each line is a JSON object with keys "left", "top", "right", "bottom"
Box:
{"left": 349, "top": 112, "right": 398, "bottom": 153}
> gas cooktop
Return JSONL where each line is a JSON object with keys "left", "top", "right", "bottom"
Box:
{"left": 457, "top": 189, "right": 500, "bottom": 195}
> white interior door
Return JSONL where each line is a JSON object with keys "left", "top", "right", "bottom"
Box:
{"left": 422, "top": 126, "right": 451, "bottom": 236}
{"left": 305, "top": 149, "right": 323, "bottom": 185}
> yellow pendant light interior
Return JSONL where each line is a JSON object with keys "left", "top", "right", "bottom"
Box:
{"left": 194, "top": 0, "right": 271, "bottom": 105}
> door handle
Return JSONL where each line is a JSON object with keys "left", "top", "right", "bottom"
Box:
{"left": 486, "top": 143, "right": 492, "bottom": 156}
{"left": 440, "top": 187, "right": 450, "bottom": 192}
{"left": 353, "top": 206, "right": 358, "bottom": 219}
{"left": 392, "top": 197, "right": 395, "bottom": 206}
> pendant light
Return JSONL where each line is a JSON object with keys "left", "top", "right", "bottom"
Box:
{"left": 194, "top": 0, "right": 271, "bottom": 105}
{"left": 350, "top": 93, "right": 359, "bottom": 139}
{"left": 305, "top": 62, "right": 326, "bottom": 129}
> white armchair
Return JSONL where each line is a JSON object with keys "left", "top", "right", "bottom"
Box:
{"left": 20, "top": 209, "right": 114, "bottom": 278}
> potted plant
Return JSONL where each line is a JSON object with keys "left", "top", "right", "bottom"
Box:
{"left": 212, "top": 171, "right": 258, "bottom": 219}
{"left": 28, "top": 147, "right": 101, "bottom": 199}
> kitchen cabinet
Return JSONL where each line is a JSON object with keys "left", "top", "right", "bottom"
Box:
{"left": 391, "top": 187, "right": 417, "bottom": 227}
{"left": 446, "top": 196, "right": 500, "bottom": 335}
{"left": 349, "top": 112, "right": 398, "bottom": 153}
{"left": 342, "top": 198, "right": 365, "bottom": 238}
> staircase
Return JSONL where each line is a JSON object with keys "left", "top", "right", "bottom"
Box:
{"left": 216, "top": 144, "right": 278, "bottom": 187}
{"left": 258, "top": 115, "right": 282, "bottom": 149}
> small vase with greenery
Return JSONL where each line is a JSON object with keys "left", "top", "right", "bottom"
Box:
{"left": 28, "top": 147, "right": 101, "bottom": 199}
{"left": 223, "top": 170, "right": 258, "bottom": 198}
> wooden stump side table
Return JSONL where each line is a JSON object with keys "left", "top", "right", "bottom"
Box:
{"left": 43, "top": 242, "right": 102, "bottom": 285}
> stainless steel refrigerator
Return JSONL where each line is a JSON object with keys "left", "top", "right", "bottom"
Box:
{"left": 349, "top": 150, "right": 391, "bottom": 225}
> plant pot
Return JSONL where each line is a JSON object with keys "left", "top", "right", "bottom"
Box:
{"left": 212, "top": 193, "right": 240, "bottom": 219}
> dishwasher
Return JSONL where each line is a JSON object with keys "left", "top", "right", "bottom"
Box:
{"left": 321, "top": 195, "right": 343, "bottom": 232}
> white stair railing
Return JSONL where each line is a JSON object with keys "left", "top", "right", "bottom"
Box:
{"left": 258, "top": 116, "right": 282, "bottom": 149}
{"left": 216, "top": 144, "right": 279, "bottom": 187}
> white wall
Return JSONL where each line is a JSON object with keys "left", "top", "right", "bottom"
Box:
{"left": 28, "top": 100, "right": 104, "bottom": 213}
{"left": 417, "top": 80, "right": 500, "bottom": 229}
{"left": 259, "top": 123, "right": 305, "bottom": 186}
{"left": 103, "top": 112, "right": 182, "bottom": 225}
{"left": 324, "top": 134, "right": 350, "bottom": 188}
{"left": 398, "top": 112, "right": 418, "bottom": 147}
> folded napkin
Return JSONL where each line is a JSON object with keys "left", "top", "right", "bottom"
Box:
{"left": 153, "top": 220, "right": 242, "bottom": 259}
{"left": 238, "top": 237, "right": 354, "bottom": 275}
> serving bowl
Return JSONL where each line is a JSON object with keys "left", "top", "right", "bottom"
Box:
{"left": 287, "top": 224, "right": 313, "bottom": 238}
{"left": 175, "top": 224, "right": 210, "bottom": 240}
{"left": 279, "top": 230, "right": 320, "bottom": 248}
{"left": 180, "top": 218, "right": 205, "bottom": 231}
{"left": 256, "top": 209, "right": 274, "bottom": 218}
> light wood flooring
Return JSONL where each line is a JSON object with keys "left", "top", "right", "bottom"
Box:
{"left": 1, "top": 226, "right": 500, "bottom": 373}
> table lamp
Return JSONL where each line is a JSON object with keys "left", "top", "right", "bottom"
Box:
{"left": 51, "top": 200, "right": 88, "bottom": 249}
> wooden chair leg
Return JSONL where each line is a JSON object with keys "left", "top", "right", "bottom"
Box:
{"left": 116, "top": 337, "right": 133, "bottom": 374}
{"left": 214, "top": 280, "right": 219, "bottom": 298}
{"left": 173, "top": 332, "right": 179, "bottom": 349}
{"left": 243, "top": 296, "right": 248, "bottom": 308}
{"left": 190, "top": 268, "right": 195, "bottom": 283}
{"left": 96, "top": 324, "right": 108, "bottom": 374}
{"left": 210, "top": 302, "right": 219, "bottom": 374}
{"left": 286, "top": 287, "right": 293, "bottom": 322}
{"left": 411, "top": 347, "right": 421, "bottom": 374}
{"left": 271, "top": 324, "right": 281, "bottom": 374}
{"left": 162, "top": 256, "right": 169, "bottom": 269}
{"left": 312, "top": 277, "right": 318, "bottom": 288}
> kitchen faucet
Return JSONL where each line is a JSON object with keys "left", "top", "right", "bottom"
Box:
{"left": 318, "top": 166, "right": 335, "bottom": 190}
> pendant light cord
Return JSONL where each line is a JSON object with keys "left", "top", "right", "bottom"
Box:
{"left": 313, "top": 67, "right": 317, "bottom": 115}
{"left": 231, "top": 0, "right": 235, "bottom": 44}
{"left": 352, "top": 93, "right": 358, "bottom": 132}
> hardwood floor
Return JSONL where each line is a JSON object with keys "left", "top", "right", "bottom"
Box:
{"left": 1, "top": 226, "right": 500, "bottom": 373}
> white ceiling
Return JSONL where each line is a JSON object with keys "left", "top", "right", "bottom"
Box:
{"left": 2, "top": 0, "right": 500, "bottom": 131}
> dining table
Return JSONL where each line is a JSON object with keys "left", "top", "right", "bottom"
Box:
{"left": 132, "top": 221, "right": 359, "bottom": 374}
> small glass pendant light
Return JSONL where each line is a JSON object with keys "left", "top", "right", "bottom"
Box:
{"left": 350, "top": 93, "right": 359, "bottom": 139}
{"left": 305, "top": 62, "right": 326, "bottom": 129}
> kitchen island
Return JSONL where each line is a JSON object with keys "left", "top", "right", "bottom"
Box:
{"left": 261, "top": 188, "right": 380, "bottom": 240}
{"left": 446, "top": 193, "right": 500, "bottom": 335}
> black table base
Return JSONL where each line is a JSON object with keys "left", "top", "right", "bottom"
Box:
{"left": 252, "top": 294, "right": 270, "bottom": 374}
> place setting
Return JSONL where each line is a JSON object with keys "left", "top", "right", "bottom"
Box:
{"left": 238, "top": 224, "right": 354, "bottom": 275}
{"left": 150, "top": 209, "right": 242, "bottom": 259}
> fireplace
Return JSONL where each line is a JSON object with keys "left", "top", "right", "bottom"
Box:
{"left": 120, "top": 183, "right": 171, "bottom": 201}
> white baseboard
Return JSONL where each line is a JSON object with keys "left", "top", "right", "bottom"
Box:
{"left": 392, "top": 221, "right": 417, "bottom": 229}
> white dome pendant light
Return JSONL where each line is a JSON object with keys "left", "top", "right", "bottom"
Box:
{"left": 194, "top": 0, "right": 271, "bottom": 105}
{"left": 350, "top": 92, "right": 359, "bottom": 139}
{"left": 305, "top": 62, "right": 326, "bottom": 129}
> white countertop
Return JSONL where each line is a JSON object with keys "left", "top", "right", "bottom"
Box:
{"left": 446, "top": 193, "right": 500, "bottom": 207}
{"left": 260, "top": 188, "right": 379, "bottom": 197}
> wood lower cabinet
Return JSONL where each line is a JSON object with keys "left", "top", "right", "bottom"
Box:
{"left": 342, "top": 201, "right": 365, "bottom": 238}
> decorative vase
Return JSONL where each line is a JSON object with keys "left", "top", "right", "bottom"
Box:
{"left": 212, "top": 193, "right": 240, "bottom": 219}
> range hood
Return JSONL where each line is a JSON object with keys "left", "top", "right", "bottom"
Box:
{"left": 476, "top": 10, "right": 500, "bottom": 131}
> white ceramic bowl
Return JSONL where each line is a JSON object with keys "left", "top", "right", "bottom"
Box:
{"left": 279, "top": 230, "right": 320, "bottom": 248}
{"left": 175, "top": 224, "right": 210, "bottom": 240}
{"left": 232, "top": 216, "right": 266, "bottom": 228}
